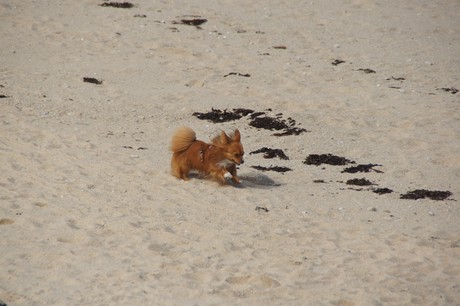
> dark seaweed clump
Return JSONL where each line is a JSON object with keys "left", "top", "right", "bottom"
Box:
{"left": 386, "top": 76, "right": 406, "bottom": 81}
{"left": 250, "top": 147, "right": 289, "bottom": 160}
{"left": 437, "top": 87, "right": 458, "bottom": 95}
{"left": 192, "top": 108, "right": 242, "bottom": 123}
{"left": 342, "top": 164, "right": 383, "bottom": 173}
{"left": 313, "top": 179, "right": 327, "bottom": 183}
{"left": 357, "top": 68, "right": 376, "bottom": 74}
{"left": 83, "top": 77, "right": 103, "bottom": 85}
{"left": 224, "top": 72, "right": 251, "bottom": 78}
{"left": 332, "top": 59, "right": 346, "bottom": 66}
{"left": 251, "top": 165, "right": 292, "bottom": 173}
{"left": 400, "top": 189, "right": 452, "bottom": 201}
{"left": 373, "top": 188, "right": 393, "bottom": 195}
{"left": 255, "top": 206, "right": 269, "bottom": 212}
{"left": 172, "top": 17, "right": 207, "bottom": 29}
{"left": 179, "top": 18, "right": 207, "bottom": 26}
{"left": 304, "top": 154, "right": 355, "bottom": 166}
{"left": 346, "top": 178, "right": 374, "bottom": 186}
{"left": 249, "top": 116, "right": 288, "bottom": 130}
{"left": 249, "top": 114, "right": 307, "bottom": 136}
{"left": 99, "top": 2, "right": 134, "bottom": 8}
{"left": 193, "top": 108, "right": 307, "bottom": 136}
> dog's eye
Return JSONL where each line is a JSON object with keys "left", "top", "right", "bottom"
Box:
{"left": 235, "top": 154, "right": 240, "bottom": 158}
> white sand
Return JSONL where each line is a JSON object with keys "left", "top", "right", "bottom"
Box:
{"left": 1, "top": 0, "right": 459, "bottom": 305}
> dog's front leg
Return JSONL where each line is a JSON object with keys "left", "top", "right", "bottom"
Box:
{"left": 227, "top": 164, "right": 240, "bottom": 184}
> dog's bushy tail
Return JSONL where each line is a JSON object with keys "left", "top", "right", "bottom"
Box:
{"left": 170, "top": 127, "right": 196, "bottom": 153}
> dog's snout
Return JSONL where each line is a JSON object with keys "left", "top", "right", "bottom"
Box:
{"left": 241, "top": 159, "right": 244, "bottom": 164}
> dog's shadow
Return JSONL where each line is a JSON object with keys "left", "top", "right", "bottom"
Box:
{"left": 184, "top": 172, "right": 280, "bottom": 189}
{"left": 236, "top": 172, "right": 281, "bottom": 189}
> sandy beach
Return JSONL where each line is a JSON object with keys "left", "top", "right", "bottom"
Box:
{"left": 1, "top": 0, "right": 459, "bottom": 305}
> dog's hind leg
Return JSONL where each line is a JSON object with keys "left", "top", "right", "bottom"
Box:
{"left": 171, "top": 157, "right": 190, "bottom": 181}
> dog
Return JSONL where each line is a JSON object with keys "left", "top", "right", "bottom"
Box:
{"left": 170, "top": 127, "right": 244, "bottom": 184}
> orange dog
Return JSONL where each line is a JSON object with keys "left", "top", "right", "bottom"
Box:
{"left": 170, "top": 127, "right": 244, "bottom": 184}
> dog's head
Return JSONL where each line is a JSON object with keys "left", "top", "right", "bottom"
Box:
{"left": 215, "top": 129, "right": 245, "bottom": 165}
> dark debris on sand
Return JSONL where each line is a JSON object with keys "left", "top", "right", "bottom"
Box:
{"left": 249, "top": 116, "right": 288, "bottom": 131}
{"left": 357, "top": 68, "right": 376, "bottom": 74}
{"left": 255, "top": 206, "right": 269, "bottom": 212}
{"left": 224, "top": 72, "right": 251, "bottom": 78}
{"left": 172, "top": 17, "right": 207, "bottom": 29}
{"left": 83, "top": 77, "right": 103, "bottom": 85}
{"left": 332, "top": 59, "right": 346, "bottom": 66}
{"left": 386, "top": 76, "right": 406, "bottom": 82}
{"left": 193, "top": 108, "right": 307, "bottom": 136}
{"left": 400, "top": 189, "right": 452, "bottom": 201}
{"left": 191, "top": 109, "right": 453, "bottom": 201}
{"left": 304, "top": 154, "right": 355, "bottom": 166}
{"left": 436, "top": 87, "right": 459, "bottom": 95}
{"left": 251, "top": 165, "right": 292, "bottom": 173}
{"left": 192, "top": 108, "right": 242, "bottom": 123}
{"left": 249, "top": 114, "right": 308, "bottom": 136}
{"left": 99, "top": 2, "right": 134, "bottom": 8}
{"left": 250, "top": 147, "right": 289, "bottom": 160}
{"left": 342, "top": 164, "right": 383, "bottom": 173}
{"left": 373, "top": 188, "right": 393, "bottom": 195}
{"left": 346, "top": 178, "right": 374, "bottom": 186}
{"left": 313, "top": 179, "right": 327, "bottom": 183}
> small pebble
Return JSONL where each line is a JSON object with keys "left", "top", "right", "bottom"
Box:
{"left": 428, "top": 211, "right": 435, "bottom": 216}
{"left": 368, "top": 207, "right": 378, "bottom": 212}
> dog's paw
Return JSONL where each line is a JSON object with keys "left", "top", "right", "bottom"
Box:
{"left": 231, "top": 177, "right": 241, "bottom": 184}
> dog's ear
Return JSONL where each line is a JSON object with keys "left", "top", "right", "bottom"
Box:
{"left": 220, "top": 131, "right": 231, "bottom": 144}
{"left": 232, "top": 129, "right": 241, "bottom": 142}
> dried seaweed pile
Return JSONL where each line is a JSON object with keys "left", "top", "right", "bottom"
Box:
{"left": 192, "top": 108, "right": 242, "bottom": 123}
{"left": 400, "top": 190, "right": 452, "bottom": 201}
{"left": 191, "top": 108, "right": 454, "bottom": 199}
{"left": 304, "top": 153, "right": 452, "bottom": 200}
{"left": 193, "top": 108, "right": 308, "bottom": 136}
{"left": 249, "top": 147, "right": 291, "bottom": 173}
{"left": 303, "top": 154, "right": 354, "bottom": 166}
{"left": 193, "top": 108, "right": 307, "bottom": 173}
